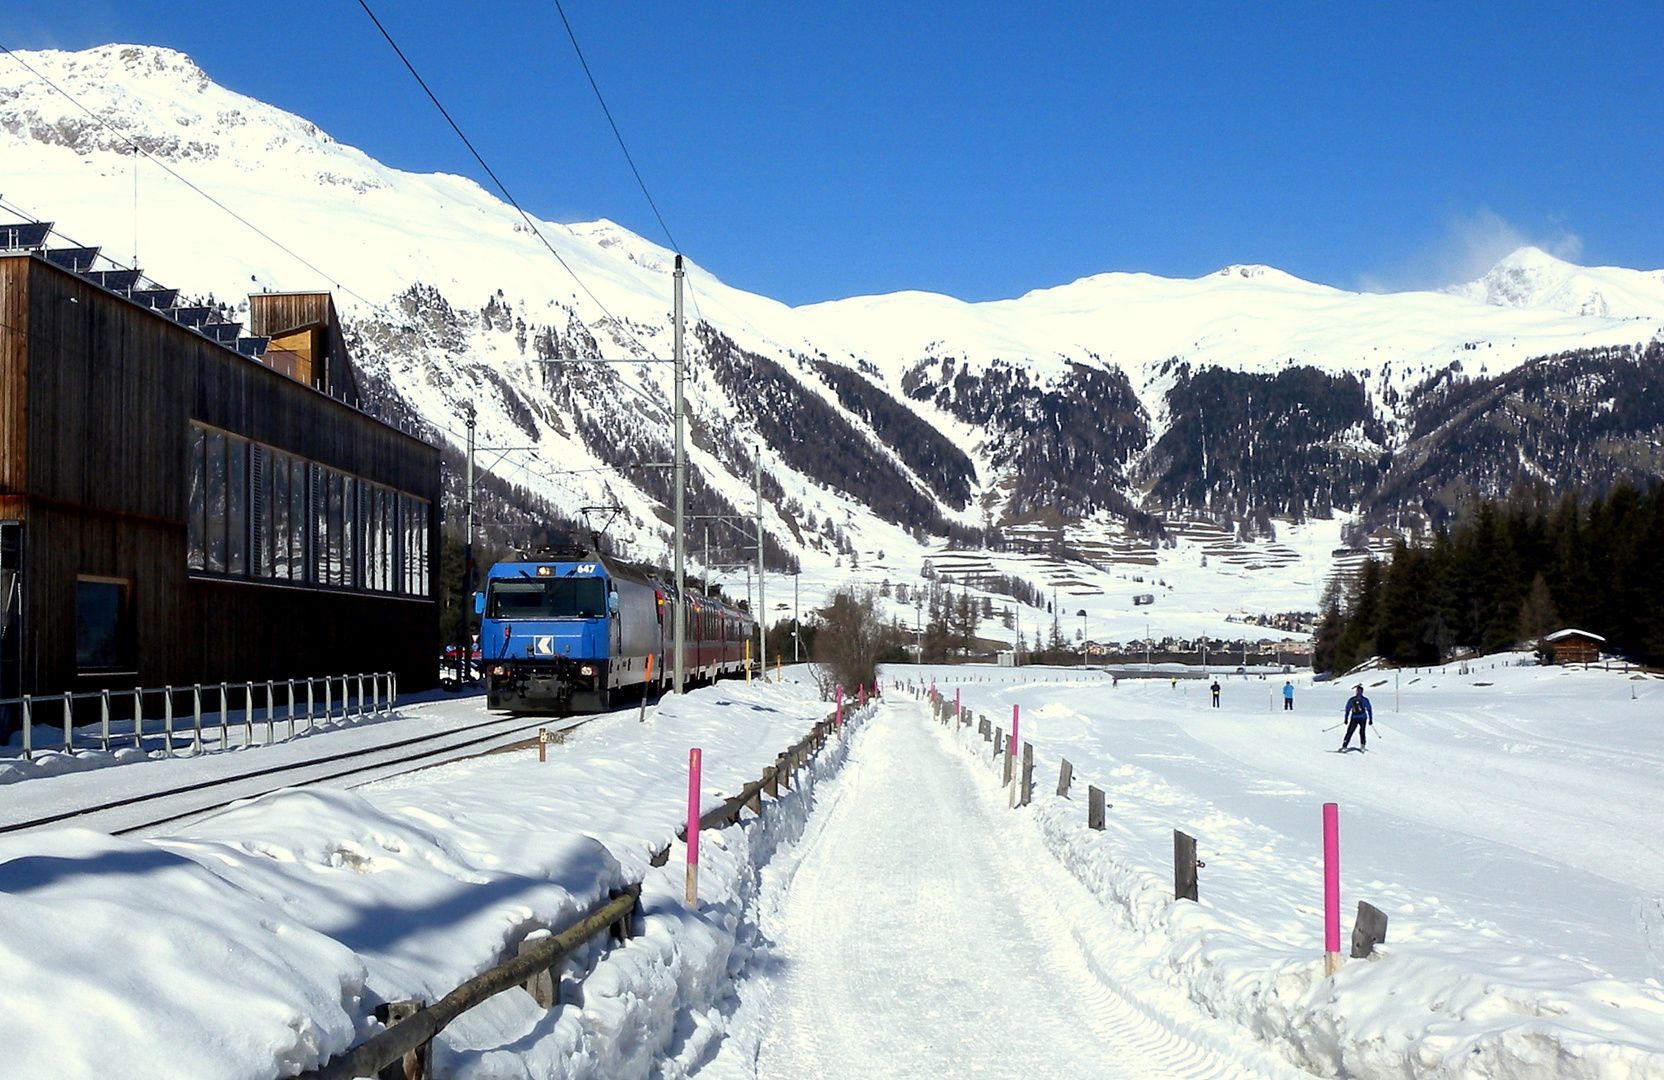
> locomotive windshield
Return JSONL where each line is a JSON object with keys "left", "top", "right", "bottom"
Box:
{"left": 486, "top": 578, "right": 607, "bottom": 619}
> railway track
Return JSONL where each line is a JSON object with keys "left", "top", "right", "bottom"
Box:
{"left": 0, "top": 705, "right": 607, "bottom": 838}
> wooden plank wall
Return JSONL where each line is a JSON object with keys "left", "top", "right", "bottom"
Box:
{"left": 248, "top": 292, "right": 357, "bottom": 402}
{"left": 0, "top": 258, "right": 30, "bottom": 498}
{"left": 17, "top": 260, "right": 440, "bottom": 695}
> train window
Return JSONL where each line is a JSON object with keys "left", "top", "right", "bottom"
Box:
{"left": 486, "top": 578, "right": 607, "bottom": 619}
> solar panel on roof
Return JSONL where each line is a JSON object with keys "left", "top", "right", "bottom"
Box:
{"left": 0, "top": 222, "right": 52, "bottom": 251}
{"left": 84, "top": 269, "right": 143, "bottom": 292}
{"left": 236, "top": 336, "right": 270, "bottom": 357}
{"left": 129, "top": 288, "right": 179, "bottom": 310}
{"left": 169, "top": 306, "right": 212, "bottom": 327}
{"left": 44, "top": 247, "right": 100, "bottom": 272}
{"left": 202, "top": 322, "right": 243, "bottom": 345}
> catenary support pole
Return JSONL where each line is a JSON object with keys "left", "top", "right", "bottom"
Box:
{"left": 463, "top": 402, "right": 475, "bottom": 685}
{"left": 755, "top": 449, "right": 766, "bottom": 681}
{"left": 1324, "top": 801, "right": 1342, "bottom": 975}
{"left": 673, "top": 255, "right": 686, "bottom": 695}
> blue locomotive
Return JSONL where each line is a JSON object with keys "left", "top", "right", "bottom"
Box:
{"left": 475, "top": 546, "right": 756, "bottom": 714}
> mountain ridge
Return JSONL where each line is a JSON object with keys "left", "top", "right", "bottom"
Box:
{"left": 3, "top": 43, "right": 1662, "bottom": 637}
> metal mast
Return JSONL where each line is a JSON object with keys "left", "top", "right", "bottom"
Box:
{"left": 755, "top": 450, "right": 766, "bottom": 680}
{"left": 673, "top": 255, "right": 686, "bottom": 694}
{"left": 463, "top": 403, "right": 476, "bottom": 683}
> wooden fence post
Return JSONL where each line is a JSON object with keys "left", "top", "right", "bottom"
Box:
{"left": 371, "top": 999, "right": 430, "bottom": 1080}
{"left": 1057, "top": 758, "right": 1073, "bottom": 797}
{"left": 1088, "top": 785, "right": 1106, "bottom": 830}
{"left": 1174, "top": 830, "right": 1200, "bottom": 902}
{"left": 519, "top": 936, "right": 557, "bottom": 1009}
{"left": 1019, "top": 742, "right": 1034, "bottom": 806}
{"left": 1351, "top": 901, "right": 1388, "bottom": 959}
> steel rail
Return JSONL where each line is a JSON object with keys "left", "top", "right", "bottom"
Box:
{"left": 0, "top": 710, "right": 601, "bottom": 838}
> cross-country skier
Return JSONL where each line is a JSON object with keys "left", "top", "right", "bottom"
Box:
{"left": 1210, "top": 680, "right": 1221, "bottom": 707}
{"left": 1283, "top": 681, "right": 1295, "bottom": 710}
{"left": 1341, "top": 684, "right": 1373, "bottom": 750}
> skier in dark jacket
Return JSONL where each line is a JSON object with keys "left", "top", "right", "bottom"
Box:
{"left": 1341, "top": 685, "right": 1373, "bottom": 750}
{"left": 1210, "top": 680, "right": 1221, "bottom": 707}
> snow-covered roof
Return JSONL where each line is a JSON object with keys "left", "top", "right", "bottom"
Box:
{"left": 1543, "top": 628, "right": 1606, "bottom": 643}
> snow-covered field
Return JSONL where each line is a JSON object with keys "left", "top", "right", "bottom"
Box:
{"left": 4, "top": 659, "right": 1663, "bottom": 1079}
{"left": 892, "top": 660, "right": 1664, "bottom": 1077}
{"left": 0, "top": 677, "right": 851, "bottom": 1080}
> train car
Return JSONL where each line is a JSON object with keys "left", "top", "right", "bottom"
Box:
{"left": 476, "top": 545, "right": 757, "bottom": 714}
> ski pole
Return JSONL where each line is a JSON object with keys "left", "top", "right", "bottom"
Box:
{"left": 1322, "top": 722, "right": 1344, "bottom": 732}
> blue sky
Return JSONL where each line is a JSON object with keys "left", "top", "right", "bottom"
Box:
{"left": 5, "top": 1, "right": 1661, "bottom": 305}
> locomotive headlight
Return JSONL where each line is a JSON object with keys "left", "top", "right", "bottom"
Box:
{"left": 579, "top": 665, "right": 596, "bottom": 677}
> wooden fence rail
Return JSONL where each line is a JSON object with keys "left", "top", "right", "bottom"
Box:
{"left": 298, "top": 704, "right": 857, "bottom": 1080}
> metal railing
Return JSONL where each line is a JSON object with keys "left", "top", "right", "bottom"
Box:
{"left": 4, "top": 672, "right": 398, "bottom": 760}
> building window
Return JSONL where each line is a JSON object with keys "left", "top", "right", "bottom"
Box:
{"left": 207, "top": 430, "right": 228, "bottom": 573}
{"left": 186, "top": 421, "right": 429, "bottom": 597}
{"left": 186, "top": 425, "right": 206, "bottom": 569}
{"left": 76, "top": 577, "right": 130, "bottom": 671}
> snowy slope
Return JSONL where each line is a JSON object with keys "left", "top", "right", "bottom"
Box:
{"left": 793, "top": 259, "right": 1661, "bottom": 404}
{"left": 905, "top": 663, "right": 1664, "bottom": 1079}
{"left": 2, "top": 44, "right": 1662, "bottom": 633}
{"left": 1449, "top": 245, "right": 1664, "bottom": 320}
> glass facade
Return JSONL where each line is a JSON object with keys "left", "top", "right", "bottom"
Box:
{"left": 185, "top": 421, "right": 430, "bottom": 597}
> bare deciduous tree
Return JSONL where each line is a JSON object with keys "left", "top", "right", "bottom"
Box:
{"left": 811, "top": 586, "right": 898, "bottom": 697}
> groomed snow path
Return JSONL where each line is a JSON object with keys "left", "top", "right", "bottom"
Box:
{"left": 736, "top": 701, "right": 1272, "bottom": 1080}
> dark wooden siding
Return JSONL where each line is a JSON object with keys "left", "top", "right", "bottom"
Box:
{"left": 0, "top": 258, "right": 27, "bottom": 496}
{"left": 10, "top": 257, "right": 439, "bottom": 697}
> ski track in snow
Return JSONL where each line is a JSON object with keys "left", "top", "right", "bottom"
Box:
{"left": 716, "top": 702, "right": 1282, "bottom": 1080}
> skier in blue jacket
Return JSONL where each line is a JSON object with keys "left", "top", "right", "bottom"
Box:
{"left": 1340, "top": 685, "right": 1373, "bottom": 751}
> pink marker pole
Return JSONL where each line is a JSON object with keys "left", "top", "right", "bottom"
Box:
{"left": 1323, "top": 801, "right": 1341, "bottom": 974}
{"left": 686, "top": 748, "right": 702, "bottom": 904}
{"left": 835, "top": 685, "right": 844, "bottom": 727}
{"left": 955, "top": 687, "right": 961, "bottom": 721}
{"left": 1011, "top": 703, "right": 1020, "bottom": 747}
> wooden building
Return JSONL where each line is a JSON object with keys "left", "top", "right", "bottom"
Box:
{"left": 0, "top": 224, "right": 439, "bottom": 740}
{"left": 1541, "top": 628, "right": 1605, "bottom": 666}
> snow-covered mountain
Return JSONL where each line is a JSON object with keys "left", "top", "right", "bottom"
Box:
{"left": 3, "top": 44, "right": 1661, "bottom": 645}
{"left": 1448, "top": 245, "right": 1664, "bottom": 319}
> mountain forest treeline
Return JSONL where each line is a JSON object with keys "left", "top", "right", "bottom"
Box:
{"left": 1315, "top": 482, "right": 1664, "bottom": 673}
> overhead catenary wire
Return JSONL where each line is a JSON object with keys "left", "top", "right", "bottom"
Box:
{"left": 549, "top": 0, "right": 679, "bottom": 256}
{"left": 353, "top": 0, "right": 652, "bottom": 357}
{"left": 544, "top": 0, "right": 708, "bottom": 332}
{"left": 0, "top": 44, "right": 379, "bottom": 310}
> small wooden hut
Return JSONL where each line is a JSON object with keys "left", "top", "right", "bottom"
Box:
{"left": 1541, "top": 628, "right": 1605, "bottom": 666}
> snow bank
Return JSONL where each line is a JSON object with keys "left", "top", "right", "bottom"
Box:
{"left": 0, "top": 680, "right": 867, "bottom": 1080}
{"left": 918, "top": 672, "right": 1664, "bottom": 1080}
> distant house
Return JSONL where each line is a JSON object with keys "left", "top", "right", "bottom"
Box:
{"left": 1541, "top": 628, "right": 1605, "bottom": 666}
